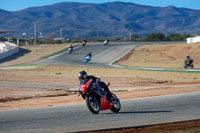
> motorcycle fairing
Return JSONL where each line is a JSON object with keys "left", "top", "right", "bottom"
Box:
{"left": 80, "top": 79, "right": 92, "bottom": 93}
{"left": 84, "top": 56, "right": 91, "bottom": 62}
{"left": 91, "top": 87, "right": 105, "bottom": 98}
{"left": 100, "top": 96, "right": 112, "bottom": 111}
{"left": 106, "top": 82, "right": 110, "bottom": 87}
{"left": 90, "top": 85, "right": 113, "bottom": 111}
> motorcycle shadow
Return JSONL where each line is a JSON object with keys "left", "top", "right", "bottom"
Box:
{"left": 105, "top": 110, "right": 173, "bottom": 115}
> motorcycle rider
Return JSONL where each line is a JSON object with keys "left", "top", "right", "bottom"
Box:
{"left": 104, "top": 39, "right": 109, "bottom": 45}
{"left": 185, "top": 55, "right": 191, "bottom": 61}
{"left": 69, "top": 43, "right": 73, "bottom": 49}
{"left": 85, "top": 52, "right": 92, "bottom": 59}
{"left": 78, "top": 70, "right": 112, "bottom": 99}
{"left": 68, "top": 43, "right": 73, "bottom": 54}
{"left": 184, "top": 55, "right": 193, "bottom": 64}
{"left": 184, "top": 55, "right": 194, "bottom": 69}
{"left": 82, "top": 39, "right": 87, "bottom": 46}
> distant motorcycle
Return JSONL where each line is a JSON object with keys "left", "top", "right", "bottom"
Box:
{"left": 184, "top": 60, "right": 194, "bottom": 69}
{"left": 68, "top": 47, "right": 73, "bottom": 54}
{"left": 103, "top": 40, "right": 109, "bottom": 46}
{"left": 83, "top": 55, "right": 91, "bottom": 63}
{"left": 82, "top": 40, "right": 87, "bottom": 46}
{"left": 83, "top": 53, "right": 92, "bottom": 63}
{"left": 78, "top": 79, "right": 121, "bottom": 114}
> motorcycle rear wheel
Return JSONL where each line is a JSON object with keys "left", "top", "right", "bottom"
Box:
{"left": 110, "top": 93, "right": 121, "bottom": 113}
{"left": 86, "top": 96, "right": 100, "bottom": 114}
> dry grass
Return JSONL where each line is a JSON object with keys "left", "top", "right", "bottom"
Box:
{"left": 115, "top": 43, "right": 200, "bottom": 68}
{"left": 0, "top": 44, "right": 69, "bottom": 67}
{"left": 1, "top": 65, "right": 200, "bottom": 87}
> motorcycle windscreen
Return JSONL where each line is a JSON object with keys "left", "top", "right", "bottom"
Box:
{"left": 100, "top": 96, "right": 112, "bottom": 111}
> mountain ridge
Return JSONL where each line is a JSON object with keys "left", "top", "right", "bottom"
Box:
{"left": 0, "top": 1, "right": 199, "bottom": 38}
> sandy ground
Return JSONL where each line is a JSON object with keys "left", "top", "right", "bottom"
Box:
{"left": 0, "top": 43, "right": 200, "bottom": 132}
{"left": 115, "top": 42, "right": 200, "bottom": 68}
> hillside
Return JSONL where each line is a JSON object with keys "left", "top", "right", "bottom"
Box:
{"left": 0, "top": 2, "right": 200, "bottom": 38}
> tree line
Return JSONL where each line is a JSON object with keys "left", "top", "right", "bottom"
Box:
{"left": 0, "top": 33, "right": 194, "bottom": 45}
{"left": 132, "top": 33, "right": 191, "bottom": 42}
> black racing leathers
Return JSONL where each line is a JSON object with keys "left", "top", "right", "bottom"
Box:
{"left": 81, "top": 75, "right": 112, "bottom": 98}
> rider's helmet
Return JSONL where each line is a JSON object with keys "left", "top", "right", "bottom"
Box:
{"left": 88, "top": 52, "right": 92, "bottom": 56}
{"left": 186, "top": 55, "right": 190, "bottom": 59}
{"left": 78, "top": 71, "right": 87, "bottom": 82}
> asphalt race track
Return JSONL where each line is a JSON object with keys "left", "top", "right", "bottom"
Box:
{"left": 34, "top": 42, "right": 140, "bottom": 67}
{"left": 0, "top": 92, "right": 200, "bottom": 133}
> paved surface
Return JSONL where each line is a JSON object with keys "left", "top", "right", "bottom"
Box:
{"left": 0, "top": 92, "right": 199, "bottom": 133}
{"left": 33, "top": 42, "right": 139, "bottom": 67}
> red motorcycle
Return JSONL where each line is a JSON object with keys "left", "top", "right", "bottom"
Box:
{"left": 78, "top": 79, "right": 121, "bottom": 114}
{"left": 82, "top": 40, "right": 87, "bottom": 46}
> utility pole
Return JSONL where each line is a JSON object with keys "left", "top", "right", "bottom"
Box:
{"left": 33, "top": 22, "right": 38, "bottom": 45}
{"left": 182, "top": 19, "right": 185, "bottom": 40}
{"left": 129, "top": 31, "right": 132, "bottom": 41}
{"left": 60, "top": 28, "right": 64, "bottom": 44}
{"left": 60, "top": 28, "right": 63, "bottom": 38}
{"left": 73, "top": 18, "right": 76, "bottom": 40}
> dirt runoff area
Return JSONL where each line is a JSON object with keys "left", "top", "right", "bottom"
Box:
{"left": 0, "top": 43, "right": 200, "bottom": 132}
{"left": 0, "top": 65, "right": 200, "bottom": 110}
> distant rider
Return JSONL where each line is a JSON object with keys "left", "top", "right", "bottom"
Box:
{"left": 184, "top": 55, "right": 193, "bottom": 65}
{"left": 104, "top": 39, "right": 109, "bottom": 45}
{"left": 85, "top": 52, "right": 92, "bottom": 59}
{"left": 78, "top": 70, "right": 112, "bottom": 99}
{"left": 82, "top": 39, "right": 87, "bottom": 46}
{"left": 69, "top": 43, "right": 73, "bottom": 50}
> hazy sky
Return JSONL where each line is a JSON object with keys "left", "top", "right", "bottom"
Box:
{"left": 1, "top": 0, "right": 200, "bottom": 11}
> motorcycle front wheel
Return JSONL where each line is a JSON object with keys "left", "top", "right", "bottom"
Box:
{"left": 86, "top": 96, "right": 100, "bottom": 114}
{"left": 110, "top": 93, "right": 121, "bottom": 113}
